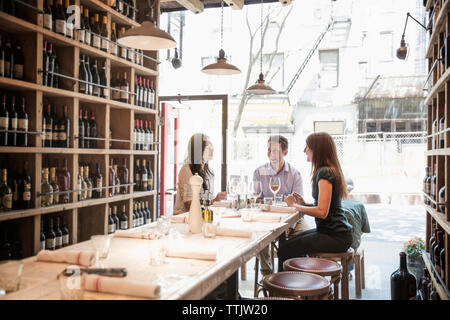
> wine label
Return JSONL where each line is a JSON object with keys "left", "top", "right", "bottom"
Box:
{"left": 142, "top": 174, "right": 148, "bottom": 185}
{"left": 46, "top": 238, "right": 55, "bottom": 250}
{"left": 44, "top": 14, "right": 52, "bottom": 30}
{"left": 48, "top": 193, "right": 53, "bottom": 205}
{"left": 85, "top": 31, "right": 91, "bottom": 46}
{"left": 120, "top": 89, "right": 128, "bottom": 101}
{"left": 128, "top": 49, "right": 134, "bottom": 63}
{"left": 52, "top": 128, "right": 59, "bottom": 142}
{"left": 56, "top": 236, "right": 62, "bottom": 248}
{"left": 0, "top": 59, "right": 4, "bottom": 76}
{"left": 108, "top": 223, "right": 115, "bottom": 234}
{"left": 10, "top": 117, "right": 17, "bottom": 130}
{"left": 18, "top": 119, "right": 28, "bottom": 131}
{"left": 135, "top": 174, "right": 140, "bottom": 182}
{"left": 93, "top": 35, "right": 101, "bottom": 49}
{"left": 120, "top": 221, "right": 128, "bottom": 229}
{"left": 110, "top": 43, "right": 118, "bottom": 56}
{"left": 56, "top": 19, "right": 66, "bottom": 35}
{"left": 59, "top": 131, "right": 67, "bottom": 141}
{"left": 118, "top": 1, "right": 124, "bottom": 11}
{"left": 80, "top": 80, "right": 86, "bottom": 92}
{"left": 66, "top": 22, "right": 74, "bottom": 39}
{"left": 78, "top": 29, "right": 85, "bottom": 43}
{"left": 13, "top": 189, "right": 18, "bottom": 202}
{"left": 62, "top": 235, "right": 69, "bottom": 245}
{"left": 5, "top": 61, "right": 10, "bottom": 77}
{"left": 40, "top": 240, "right": 45, "bottom": 251}
{"left": 113, "top": 86, "right": 121, "bottom": 100}
{"left": 45, "top": 130, "right": 52, "bottom": 141}
{"left": 14, "top": 64, "right": 24, "bottom": 79}
{"left": 96, "top": 178, "right": 102, "bottom": 188}
{"left": 93, "top": 85, "right": 100, "bottom": 96}
{"left": 120, "top": 48, "right": 127, "bottom": 60}
{"left": 0, "top": 117, "right": 8, "bottom": 129}
{"left": 23, "top": 190, "right": 31, "bottom": 201}
{"left": 103, "top": 88, "right": 109, "bottom": 99}
{"left": 101, "top": 38, "right": 109, "bottom": 51}
{"left": 2, "top": 194, "right": 12, "bottom": 209}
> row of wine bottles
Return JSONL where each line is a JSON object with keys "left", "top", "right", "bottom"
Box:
{"left": 0, "top": 34, "right": 25, "bottom": 80}
{"left": 40, "top": 214, "right": 70, "bottom": 251}
{"left": 418, "top": 268, "right": 441, "bottom": 300}
{"left": 429, "top": 221, "right": 446, "bottom": 283}
{"left": 42, "top": 40, "right": 60, "bottom": 88}
{"left": 106, "top": 158, "right": 129, "bottom": 198}
{"left": 0, "top": 94, "right": 29, "bottom": 147}
{"left": 78, "top": 107, "right": 98, "bottom": 149}
{"left": 109, "top": 0, "right": 138, "bottom": 21}
{"left": 423, "top": 165, "right": 445, "bottom": 212}
{"left": 431, "top": 116, "right": 445, "bottom": 149}
{"left": 134, "top": 159, "right": 153, "bottom": 192}
{"left": 134, "top": 76, "right": 155, "bottom": 109}
{"left": 0, "top": 224, "right": 22, "bottom": 261}
{"left": 0, "top": 161, "right": 32, "bottom": 211}
{"left": 40, "top": 159, "right": 71, "bottom": 207}
{"left": 134, "top": 119, "right": 154, "bottom": 151}
{"left": 108, "top": 200, "right": 152, "bottom": 233}
{"left": 42, "top": 103, "right": 71, "bottom": 148}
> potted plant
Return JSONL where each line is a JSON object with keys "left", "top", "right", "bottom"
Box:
{"left": 403, "top": 236, "right": 425, "bottom": 288}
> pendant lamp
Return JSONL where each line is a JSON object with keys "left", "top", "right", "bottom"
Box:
{"left": 201, "top": 0, "right": 241, "bottom": 75}
{"left": 246, "top": 0, "right": 275, "bottom": 95}
{"left": 118, "top": 2, "right": 176, "bottom": 50}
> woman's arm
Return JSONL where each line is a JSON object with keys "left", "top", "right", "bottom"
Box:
{"left": 287, "top": 180, "right": 332, "bottom": 219}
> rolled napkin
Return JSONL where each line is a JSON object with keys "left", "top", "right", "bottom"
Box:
{"left": 36, "top": 250, "right": 95, "bottom": 267}
{"left": 165, "top": 246, "right": 217, "bottom": 261}
{"left": 170, "top": 214, "right": 188, "bottom": 224}
{"left": 261, "top": 205, "right": 297, "bottom": 214}
{"left": 114, "top": 229, "right": 163, "bottom": 240}
{"left": 211, "top": 200, "right": 232, "bottom": 208}
{"left": 215, "top": 226, "right": 252, "bottom": 238}
{"left": 84, "top": 274, "right": 161, "bottom": 299}
{"left": 247, "top": 214, "right": 282, "bottom": 223}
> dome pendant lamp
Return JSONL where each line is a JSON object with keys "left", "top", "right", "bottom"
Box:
{"left": 201, "top": 0, "right": 241, "bottom": 75}
{"left": 246, "top": 0, "right": 275, "bottom": 95}
{"left": 117, "top": 1, "right": 176, "bottom": 50}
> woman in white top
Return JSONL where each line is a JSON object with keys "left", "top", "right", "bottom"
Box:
{"left": 173, "top": 133, "right": 227, "bottom": 214}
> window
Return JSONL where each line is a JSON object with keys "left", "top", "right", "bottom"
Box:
{"left": 318, "top": 49, "right": 339, "bottom": 88}
{"left": 379, "top": 31, "right": 394, "bottom": 62}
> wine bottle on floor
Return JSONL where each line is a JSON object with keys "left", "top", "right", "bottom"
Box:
{"left": 390, "top": 252, "right": 417, "bottom": 300}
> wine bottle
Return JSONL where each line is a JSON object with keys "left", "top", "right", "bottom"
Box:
{"left": 120, "top": 72, "right": 129, "bottom": 103}
{"left": 0, "top": 169, "right": 12, "bottom": 211}
{"left": 0, "top": 35, "right": 5, "bottom": 77}
{"left": 40, "top": 221, "right": 46, "bottom": 251}
{"left": 77, "top": 165, "right": 83, "bottom": 201}
{"left": 100, "top": 15, "right": 109, "bottom": 53}
{"left": 110, "top": 22, "right": 118, "bottom": 56}
{"left": 112, "top": 73, "right": 121, "bottom": 101}
{"left": 78, "top": 108, "right": 84, "bottom": 148}
{"left": 134, "top": 75, "right": 140, "bottom": 106}
{"left": 145, "top": 200, "right": 151, "bottom": 222}
{"left": 139, "top": 120, "right": 145, "bottom": 151}
{"left": 84, "top": 8, "right": 92, "bottom": 47}
{"left": 10, "top": 163, "right": 19, "bottom": 210}
{"left": 43, "top": 40, "right": 49, "bottom": 86}
{"left": 77, "top": 4, "right": 85, "bottom": 44}
{"left": 92, "top": 59, "right": 101, "bottom": 97}
{"left": 42, "top": 104, "right": 52, "bottom": 147}
{"left": 79, "top": 54, "right": 87, "bottom": 94}
{"left": 118, "top": 158, "right": 129, "bottom": 194}
{"left": 84, "top": 165, "right": 92, "bottom": 199}
{"left": 4, "top": 37, "right": 13, "bottom": 78}
{"left": 100, "top": 61, "right": 109, "bottom": 99}
{"left": 108, "top": 207, "right": 115, "bottom": 234}
{"left": 133, "top": 119, "right": 138, "bottom": 150}
{"left": 54, "top": 216, "right": 63, "bottom": 249}
{"left": 47, "top": 43, "right": 55, "bottom": 87}
{"left": 140, "top": 160, "right": 148, "bottom": 191}
{"left": 108, "top": 159, "right": 116, "bottom": 197}
{"left": 20, "top": 161, "right": 32, "bottom": 209}
{"left": 89, "top": 111, "right": 97, "bottom": 149}
{"left": 147, "top": 160, "right": 153, "bottom": 191}
{"left": 64, "top": 0, "right": 74, "bottom": 39}
{"left": 134, "top": 159, "right": 141, "bottom": 191}
{"left": 390, "top": 252, "right": 417, "bottom": 300}
{"left": 61, "top": 215, "right": 69, "bottom": 247}
{"left": 41, "top": 168, "right": 53, "bottom": 207}
{"left": 143, "top": 78, "right": 149, "bottom": 109}
{"left": 132, "top": 202, "right": 137, "bottom": 228}
{"left": 16, "top": 97, "right": 28, "bottom": 147}
{"left": 57, "top": 159, "right": 71, "bottom": 204}
{"left": 55, "top": 0, "right": 67, "bottom": 37}
{"left": 52, "top": 105, "right": 59, "bottom": 148}
{"left": 52, "top": 49, "right": 59, "bottom": 88}
{"left": 45, "top": 218, "right": 56, "bottom": 251}
{"left": 433, "top": 231, "right": 444, "bottom": 275}
{"left": 83, "top": 109, "right": 90, "bottom": 148}
{"left": 149, "top": 80, "right": 155, "bottom": 109}
{"left": 93, "top": 163, "right": 102, "bottom": 198}
{"left": 84, "top": 56, "right": 93, "bottom": 95}
{"left": 59, "top": 105, "right": 70, "bottom": 148}
{"left": 92, "top": 13, "right": 101, "bottom": 50}
{"left": 148, "top": 121, "right": 154, "bottom": 151}
{"left": 43, "top": 0, "right": 53, "bottom": 31}
{"left": 120, "top": 204, "right": 128, "bottom": 230}
{"left": 13, "top": 42, "right": 24, "bottom": 80}
{"left": 114, "top": 164, "right": 121, "bottom": 195}
{"left": 49, "top": 167, "right": 59, "bottom": 205}
{"left": 0, "top": 95, "right": 8, "bottom": 146}
{"left": 112, "top": 205, "right": 120, "bottom": 231}
{"left": 431, "top": 166, "right": 437, "bottom": 209}
{"left": 119, "top": 27, "right": 127, "bottom": 60}
{"left": 7, "top": 96, "right": 17, "bottom": 147}
{"left": 438, "top": 186, "right": 445, "bottom": 213}
{"left": 439, "top": 116, "right": 445, "bottom": 148}
{"left": 440, "top": 246, "right": 446, "bottom": 281}
{"left": 423, "top": 167, "right": 430, "bottom": 206}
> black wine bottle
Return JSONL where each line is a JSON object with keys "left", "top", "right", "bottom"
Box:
{"left": 20, "top": 160, "right": 32, "bottom": 209}
{"left": 17, "top": 97, "right": 28, "bottom": 147}
{"left": 390, "top": 252, "right": 417, "bottom": 300}
{"left": 45, "top": 218, "right": 56, "bottom": 251}
{"left": 7, "top": 96, "right": 17, "bottom": 147}
{"left": 0, "top": 95, "right": 8, "bottom": 146}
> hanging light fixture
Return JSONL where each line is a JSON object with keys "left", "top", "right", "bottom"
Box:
{"left": 246, "top": 0, "right": 275, "bottom": 95}
{"left": 396, "top": 12, "right": 428, "bottom": 60}
{"left": 201, "top": 0, "right": 241, "bottom": 75}
{"left": 118, "top": 0, "right": 176, "bottom": 51}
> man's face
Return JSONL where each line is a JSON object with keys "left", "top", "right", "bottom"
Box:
{"left": 267, "top": 142, "right": 287, "bottom": 168}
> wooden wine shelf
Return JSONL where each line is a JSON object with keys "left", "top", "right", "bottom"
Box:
{"left": 426, "top": 147, "right": 450, "bottom": 156}
{"left": 79, "top": 0, "right": 141, "bottom": 28}
{"left": 0, "top": 147, "right": 158, "bottom": 155}
{"left": 424, "top": 66, "right": 450, "bottom": 106}
{"left": 422, "top": 251, "right": 450, "bottom": 300}
{"left": 424, "top": 204, "right": 450, "bottom": 235}
{"left": 0, "top": 191, "right": 157, "bottom": 223}
{"left": 426, "top": 0, "right": 450, "bottom": 58}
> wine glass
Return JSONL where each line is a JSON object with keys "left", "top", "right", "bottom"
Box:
{"left": 227, "top": 177, "right": 240, "bottom": 211}
{"left": 269, "top": 176, "right": 281, "bottom": 203}
{"left": 248, "top": 180, "right": 262, "bottom": 208}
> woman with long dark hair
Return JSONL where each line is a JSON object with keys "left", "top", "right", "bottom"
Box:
{"left": 277, "top": 132, "right": 353, "bottom": 271}
{"left": 174, "top": 133, "right": 227, "bottom": 214}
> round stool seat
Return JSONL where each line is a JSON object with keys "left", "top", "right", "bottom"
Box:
{"left": 284, "top": 257, "right": 342, "bottom": 277}
{"left": 263, "top": 271, "right": 330, "bottom": 298}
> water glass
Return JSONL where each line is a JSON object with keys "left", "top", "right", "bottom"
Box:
{"left": 149, "top": 241, "right": 167, "bottom": 266}
{"left": 90, "top": 235, "right": 112, "bottom": 267}
{"left": 0, "top": 260, "right": 23, "bottom": 295}
{"left": 275, "top": 195, "right": 283, "bottom": 205}
{"left": 57, "top": 266, "right": 85, "bottom": 300}
{"left": 263, "top": 197, "right": 273, "bottom": 205}
{"left": 157, "top": 216, "right": 171, "bottom": 235}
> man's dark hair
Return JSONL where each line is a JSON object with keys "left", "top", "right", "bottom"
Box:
{"left": 268, "top": 135, "right": 288, "bottom": 151}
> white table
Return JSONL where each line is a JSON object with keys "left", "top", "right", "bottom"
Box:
{"left": 1, "top": 208, "right": 302, "bottom": 300}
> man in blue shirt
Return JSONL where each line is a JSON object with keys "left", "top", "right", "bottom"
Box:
{"left": 253, "top": 135, "right": 304, "bottom": 276}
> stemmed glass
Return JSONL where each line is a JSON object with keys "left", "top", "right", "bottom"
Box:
{"left": 248, "top": 180, "right": 262, "bottom": 208}
{"left": 227, "top": 177, "right": 240, "bottom": 211}
{"left": 269, "top": 176, "right": 281, "bottom": 203}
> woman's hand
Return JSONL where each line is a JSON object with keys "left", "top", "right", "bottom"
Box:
{"left": 292, "top": 192, "right": 306, "bottom": 206}
{"left": 214, "top": 191, "right": 227, "bottom": 202}
{"left": 284, "top": 194, "right": 296, "bottom": 207}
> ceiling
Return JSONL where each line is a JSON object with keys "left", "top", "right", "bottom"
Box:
{"left": 160, "top": 0, "right": 285, "bottom": 13}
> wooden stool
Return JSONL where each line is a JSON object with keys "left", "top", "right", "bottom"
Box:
{"left": 309, "top": 247, "right": 354, "bottom": 300}
{"left": 283, "top": 257, "right": 342, "bottom": 300}
{"left": 262, "top": 271, "right": 330, "bottom": 300}
{"left": 349, "top": 246, "right": 365, "bottom": 298}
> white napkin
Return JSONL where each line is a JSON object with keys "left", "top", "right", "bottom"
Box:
{"left": 261, "top": 205, "right": 297, "bottom": 214}
{"left": 170, "top": 213, "right": 189, "bottom": 224}
{"left": 84, "top": 274, "right": 161, "bottom": 299}
{"left": 215, "top": 226, "right": 252, "bottom": 238}
{"left": 165, "top": 246, "right": 217, "bottom": 261}
{"left": 211, "top": 200, "right": 232, "bottom": 208}
{"left": 114, "top": 229, "right": 163, "bottom": 240}
{"left": 36, "top": 250, "right": 95, "bottom": 267}
{"left": 248, "top": 214, "right": 282, "bottom": 223}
